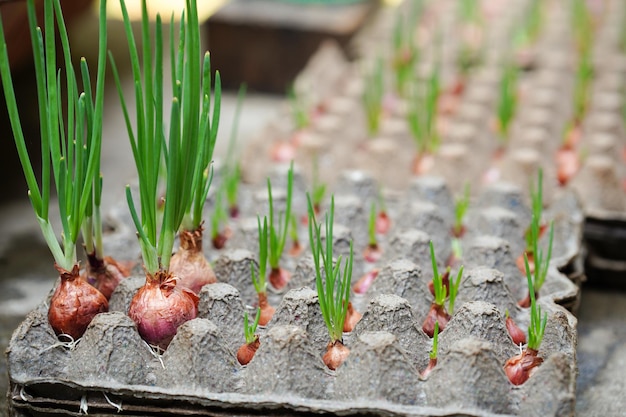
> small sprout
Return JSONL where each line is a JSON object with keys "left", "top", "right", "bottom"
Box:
{"left": 288, "top": 213, "right": 303, "bottom": 257}
{"left": 447, "top": 266, "right": 464, "bottom": 315}
{"left": 363, "top": 201, "right": 383, "bottom": 263}
{"left": 496, "top": 62, "right": 518, "bottom": 141}
{"left": 430, "top": 242, "right": 447, "bottom": 307}
{"left": 210, "top": 187, "right": 229, "bottom": 249}
{"left": 573, "top": 50, "right": 593, "bottom": 122}
{"left": 375, "top": 190, "right": 391, "bottom": 234}
{"left": 224, "top": 84, "right": 246, "bottom": 218}
{"left": 243, "top": 308, "right": 261, "bottom": 345}
{"left": 266, "top": 162, "right": 294, "bottom": 290}
{"left": 362, "top": 57, "right": 385, "bottom": 137}
{"left": 504, "top": 254, "right": 547, "bottom": 386}
{"left": 453, "top": 183, "right": 470, "bottom": 238}
{"left": 422, "top": 242, "right": 453, "bottom": 337}
{"left": 311, "top": 155, "right": 326, "bottom": 214}
{"left": 421, "top": 321, "right": 439, "bottom": 379}
{"left": 225, "top": 163, "right": 241, "bottom": 218}
{"left": 392, "top": 4, "right": 421, "bottom": 96}
{"left": 237, "top": 307, "right": 261, "bottom": 365}
{"left": 522, "top": 169, "right": 544, "bottom": 255}
{"left": 308, "top": 194, "right": 353, "bottom": 370}
{"left": 253, "top": 216, "right": 275, "bottom": 326}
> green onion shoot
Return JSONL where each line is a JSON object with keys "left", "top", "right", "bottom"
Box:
{"left": 266, "top": 163, "right": 294, "bottom": 290}
{"left": 421, "top": 321, "right": 439, "bottom": 379}
{"left": 362, "top": 57, "right": 385, "bottom": 137}
{"left": 0, "top": 0, "right": 109, "bottom": 340}
{"left": 363, "top": 202, "right": 383, "bottom": 263}
{"left": 308, "top": 194, "right": 354, "bottom": 370}
{"left": 253, "top": 216, "right": 275, "bottom": 326}
{"left": 236, "top": 308, "right": 261, "bottom": 365}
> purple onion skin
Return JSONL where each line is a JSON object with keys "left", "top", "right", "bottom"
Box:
{"left": 128, "top": 271, "right": 199, "bottom": 350}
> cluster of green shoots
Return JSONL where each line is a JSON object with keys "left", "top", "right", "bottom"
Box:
{"left": 391, "top": 1, "right": 421, "bottom": 96}
{"left": 407, "top": 64, "right": 441, "bottom": 155}
{"left": 111, "top": 0, "right": 220, "bottom": 275}
{"left": 430, "top": 242, "right": 463, "bottom": 313}
{"left": 523, "top": 254, "right": 548, "bottom": 351}
{"left": 526, "top": 170, "right": 555, "bottom": 294}
{"left": 0, "top": 0, "right": 107, "bottom": 272}
{"left": 496, "top": 61, "right": 518, "bottom": 141}
{"left": 362, "top": 57, "right": 385, "bottom": 137}
{"left": 243, "top": 308, "right": 261, "bottom": 345}
{"left": 267, "top": 165, "right": 294, "bottom": 272}
{"left": 308, "top": 195, "right": 354, "bottom": 344}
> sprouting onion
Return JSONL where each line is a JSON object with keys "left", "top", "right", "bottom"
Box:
{"left": 0, "top": 0, "right": 109, "bottom": 340}
{"left": 504, "top": 254, "right": 547, "bottom": 385}
{"left": 224, "top": 84, "right": 246, "bottom": 218}
{"left": 308, "top": 194, "right": 354, "bottom": 370}
{"left": 210, "top": 187, "right": 230, "bottom": 250}
{"left": 253, "top": 216, "right": 275, "bottom": 326}
{"left": 505, "top": 309, "right": 526, "bottom": 346}
{"left": 288, "top": 84, "right": 310, "bottom": 131}
{"left": 363, "top": 202, "right": 382, "bottom": 263}
{"left": 496, "top": 61, "right": 518, "bottom": 142}
{"left": 362, "top": 57, "right": 385, "bottom": 137}
{"left": 452, "top": 183, "right": 470, "bottom": 238}
{"left": 288, "top": 214, "right": 303, "bottom": 257}
{"left": 423, "top": 242, "right": 463, "bottom": 337}
{"left": 375, "top": 189, "right": 391, "bottom": 234}
{"left": 311, "top": 155, "right": 327, "bottom": 215}
{"left": 111, "top": 0, "right": 213, "bottom": 349}
{"left": 391, "top": 4, "right": 420, "bottom": 96}
{"left": 266, "top": 163, "right": 294, "bottom": 290}
{"left": 407, "top": 63, "right": 440, "bottom": 175}
{"left": 237, "top": 308, "right": 261, "bottom": 365}
{"left": 421, "top": 321, "right": 439, "bottom": 379}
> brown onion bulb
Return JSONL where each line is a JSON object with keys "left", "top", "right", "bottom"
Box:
{"left": 48, "top": 263, "right": 108, "bottom": 340}
{"left": 268, "top": 267, "right": 291, "bottom": 291}
{"left": 83, "top": 251, "right": 131, "bottom": 300}
{"left": 257, "top": 292, "right": 275, "bottom": 326}
{"left": 128, "top": 271, "right": 199, "bottom": 350}
{"left": 343, "top": 301, "right": 362, "bottom": 332}
{"left": 353, "top": 269, "right": 379, "bottom": 294}
{"left": 323, "top": 340, "right": 350, "bottom": 370}
{"left": 169, "top": 226, "right": 217, "bottom": 294}
{"left": 236, "top": 337, "right": 260, "bottom": 366}
{"left": 506, "top": 316, "right": 527, "bottom": 345}
{"left": 422, "top": 303, "right": 451, "bottom": 338}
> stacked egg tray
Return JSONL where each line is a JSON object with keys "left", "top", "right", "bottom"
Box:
{"left": 8, "top": 168, "right": 581, "bottom": 416}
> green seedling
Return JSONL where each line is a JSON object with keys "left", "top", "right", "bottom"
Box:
{"left": 407, "top": 64, "right": 441, "bottom": 157}
{"left": 453, "top": 184, "right": 470, "bottom": 238}
{"left": 288, "top": 84, "right": 310, "bottom": 130}
{"left": 224, "top": 84, "right": 246, "bottom": 218}
{"left": 525, "top": 254, "right": 548, "bottom": 351}
{"left": 288, "top": 213, "right": 302, "bottom": 256}
{"left": 496, "top": 62, "right": 518, "bottom": 141}
{"left": 392, "top": 2, "right": 421, "bottom": 96}
{"left": 266, "top": 163, "right": 294, "bottom": 290}
{"left": 0, "top": 0, "right": 109, "bottom": 340}
{"left": 362, "top": 57, "right": 385, "bottom": 137}
{"left": 368, "top": 202, "right": 378, "bottom": 248}
{"left": 573, "top": 50, "right": 593, "bottom": 122}
{"left": 524, "top": 169, "right": 543, "bottom": 254}
{"left": 210, "top": 187, "right": 229, "bottom": 249}
{"left": 311, "top": 155, "right": 326, "bottom": 214}
{"left": 237, "top": 307, "right": 262, "bottom": 365}
{"left": 225, "top": 162, "right": 241, "bottom": 218}
{"left": 308, "top": 194, "right": 354, "bottom": 370}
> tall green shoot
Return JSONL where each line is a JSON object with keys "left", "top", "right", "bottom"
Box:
{"left": 267, "top": 163, "right": 294, "bottom": 271}
{"left": 496, "top": 62, "right": 518, "bottom": 141}
{"left": 524, "top": 254, "right": 548, "bottom": 351}
{"left": 362, "top": 57, "right": 384, "bottom": 137}
{"left": 407, "top": 64, "right": 441, "bottom": 155}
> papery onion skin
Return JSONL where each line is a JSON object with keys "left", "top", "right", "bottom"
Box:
{"left": 504, "top": 348, "right": 543, "bottom": 385}
{"left": 343, "top": 301, "right": 362, "bottom": 332}
{"left": 128, "top": 271, "right": 199, "bottom": 350}
{"left": 236, "top": 337, "right": 260, "bottom": 366}
{"left": 422, "top": 303, "right": 451, "bottom": 338}
{"left": 506, "top": 316, "right": 527, "bottom": 345}
{"left": 323, "top": 340, "right": 350, "bottom": 370}
{"left": 376, "top": 211, "right": 391, "bottom": 235}
{"left": 363, "top": 244, "right": 383, "bottom": 263}
{"left": 169, "top": 226, "right": 217, "bottom": 294}
{"left": 268, "top": 267, "right": 291, "bottom": 291}
{"left": 48, "top": 263, "right": 109, "bottom": 340}
{"left": 420, "top": 357, "right": 437, "bottom": 379}
{"left": 353, "top": 269, "right": 379, "bottom": 294}
{"left": 84, "top": 251, "right": 131, "bottom": 300}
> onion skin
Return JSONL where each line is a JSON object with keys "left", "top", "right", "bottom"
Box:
{"left": 229, "top": 205, "right": 240, "bottom": 219}
{"left": 169, "top": 226, "right": 217, "bottom": 294}
{"left": 257, "top": 292, "right": 275, "bottom": 326}
{"left": 422, "top": 303, "right": 451, "bottom": 338}
{"left": 363, "top": 243, "right": 383, "bottom": 263}
{"left": 556, "top": 148, "right": 580, "bottom": 186}
{"left": 353, "top": 268, "right": 379, "bottom": 294}
{"left": 506, "top": 316, "right": 527, "bottom": 345}
{"left": 268, "top": 267, "right": 291, "bottom": 291}
{"left": 48, "top": 263, "right": 108, "bottom": 340}
{"left": 504, "top": 348, "right": 543, "bottom": 385}
{"left": 516, "top": 251, "right": 535, "bottom": 276}
{"left": 83, "top": 251, "right": 131, "bottom": 300}
{"left": 343, "top": 302, "right": 362, "bottom": 332}
{"left": 270, "top": 141, "right": 296, "bottom": 162}
{"left": 420, "top": 357, "right": 437, "bottom": 379}
{"left": 451, "top": 224, "right": 466, "bottom": 239}
{"left": 288, "top": 240, "right": 304, "bottom": 257}
{"left": 128, "top": 271, "right": 199, "bottom": 350}
{"left": 518, "top": 290, "right": 538, "bottom": 309}
{"left": 236, "top": 337, "right": 260, "bottom": 366}
{"left": 323, "top": 340, "right": 350, "bottom": 370}
{"left": 411, "top": 152, "right": 434, "bottom": 175}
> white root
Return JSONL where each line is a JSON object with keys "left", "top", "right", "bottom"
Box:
{"left": 19, "top": 386, "right": 31, "bottom": 402}
{"left": 79, "top": 395, "right": 88, "bottom": 414}
{"left": 144, "top": 341, "right": 165, "bottom": 369}
{"left": 103, "top": 392, "right": 123, "bottom": 413}
{"left": 42, "top": 334, "right": 81, "bottom": 352}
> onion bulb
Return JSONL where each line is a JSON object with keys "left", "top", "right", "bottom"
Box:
{"left": 169, "top": 226, "right": 217, "bottom": 294}
{"left": 83, "top": 251, "right": 131, "bottom": 300}
{"left": 48, "top": 263, "right": 108, "bottom": 340}
{"left": 342, "top": 301, "right": 362, "bottom": 332}
{"left": 422, "top": 303, "right": 451, "bottom": 337}
{"left": 504, "top": 348, "right": 543, "bottom": 385}
{"left": 322, "top": 340, "right": 350, "bottom": 370}
{"left": 128, "top": 271, "right": 199, "bottom": 350}
{"left": 236, "top": 337, "right": 260, "bottom": 366}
